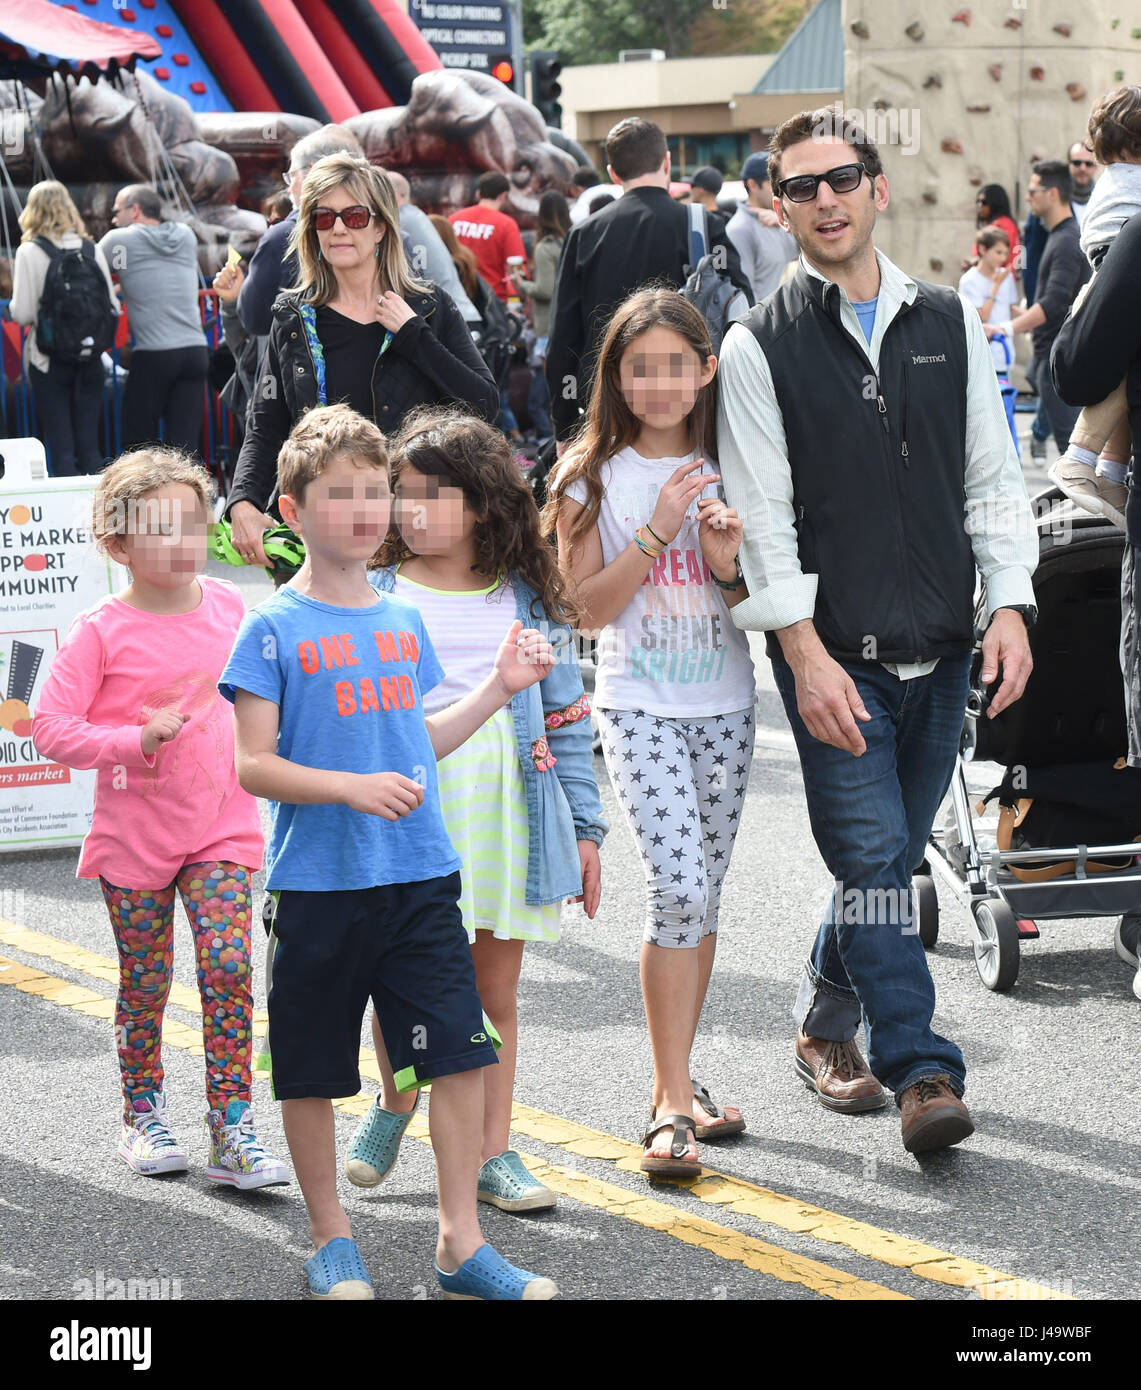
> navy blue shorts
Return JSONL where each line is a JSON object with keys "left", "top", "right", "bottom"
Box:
{"left": 266, "top": 872, "right": 498, "bottom": 1100}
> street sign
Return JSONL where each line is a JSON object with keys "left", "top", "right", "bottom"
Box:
{"left": 411, "top": 1, "right": 518, "bottom": 90}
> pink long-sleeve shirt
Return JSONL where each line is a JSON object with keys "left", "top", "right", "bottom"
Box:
{"left": 32, "top": 577, "right": 263, "bottom": 889}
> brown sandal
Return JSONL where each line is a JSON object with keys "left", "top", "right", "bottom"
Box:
{"left": 692, "top": 1079, "right": 747, "bottom": 1140}
{"left": 639, "top": 1111, "right": 701, "bottom": 1178}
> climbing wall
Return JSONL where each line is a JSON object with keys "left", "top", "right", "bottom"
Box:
{"left": 843, "top": 2, "right": 1140, "bottom": 285}
{"left": 63, "top": 0, "right": 231, "bottom": 111}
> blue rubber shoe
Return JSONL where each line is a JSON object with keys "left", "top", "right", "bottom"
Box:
{"left": 344, "top": 1091, "right": 419, "bottom": 1188}
{"left": 435, "top": 1243, "right": 558, "bottom": 1300}
{"left": 305, "top": 1237, "right": 374, "bottom": 1300}
{"left": 477, "top": 1150, "right": 556, "bottom": 1212}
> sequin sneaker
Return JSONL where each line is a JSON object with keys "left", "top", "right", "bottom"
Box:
{"left": 206, "top": 1099, "right": 290, "bottom": 1190}
{"left": 118, "top": 1090, "right": 189, "bottom": 1176}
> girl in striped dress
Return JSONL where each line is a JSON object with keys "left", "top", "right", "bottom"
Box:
{"left": 346, "top": 405, "right": 607, "bottom": 1213}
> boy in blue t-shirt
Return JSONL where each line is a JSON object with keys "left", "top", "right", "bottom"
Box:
{"left": 219, "top": 404, "right": 559, "bottom": 1301}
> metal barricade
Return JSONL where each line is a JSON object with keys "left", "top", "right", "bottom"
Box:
{"left": 0, "top": 291, "right": 239, "bottom": 492}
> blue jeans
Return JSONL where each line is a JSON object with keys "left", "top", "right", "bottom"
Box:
{"left": 771, "top": 651, "right": 970, "bottom": 1099}
{"left": 1029, "top": 353, "right": 1078, "bottom": 452}
{"left": 528, "top": 365, "right": 553, "bottom": 442}
{"left": 497, "top": 386, "right": 519, "bottom": 435}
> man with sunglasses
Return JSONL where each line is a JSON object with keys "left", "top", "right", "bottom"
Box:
{"left": 1067, "top": 142, "right": 1100, "bottom": 230}
{"left": 999, "top": 161, "right": 1091, "bottom": 455}
{"left": 716, "top": 108, "right": 1037, "bottom": 1156}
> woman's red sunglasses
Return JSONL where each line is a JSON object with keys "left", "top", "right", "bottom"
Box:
{"left": 314, "top": 205, "right": 375, "bottom": 231}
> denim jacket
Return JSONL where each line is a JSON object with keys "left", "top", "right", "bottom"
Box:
{"left": 370, "top": 566, "right": 608, "bottom": 906}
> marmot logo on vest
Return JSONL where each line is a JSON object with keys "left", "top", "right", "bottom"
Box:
{"left": 912, "top": 353, "right": 948, "bottom": 365}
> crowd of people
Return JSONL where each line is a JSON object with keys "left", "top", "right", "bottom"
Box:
{"left": 15, "top": 79, "right": 1141, "bottom": 1301}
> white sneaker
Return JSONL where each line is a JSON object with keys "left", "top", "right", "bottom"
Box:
{"left": 118, "top": 1091, "right": 189, "bottom": 1176}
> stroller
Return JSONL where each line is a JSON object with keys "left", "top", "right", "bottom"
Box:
{"left": 915, "top": 489, "right": 1141, "bottom": 990}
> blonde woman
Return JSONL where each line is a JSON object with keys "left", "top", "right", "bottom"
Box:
{"left": 10, "top": 180, "right": 118, "bottom": 475}
{"left": 225, "top": 152, "right": 497, "bottom": 567}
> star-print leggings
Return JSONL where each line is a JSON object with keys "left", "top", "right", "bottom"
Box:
{"left": 597, "top": 707, "right": 755, "bottom": 948}
{"left": 99, "top": 862, "right": 256, "bottom": 1117}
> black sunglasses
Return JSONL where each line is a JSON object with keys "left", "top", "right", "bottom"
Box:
{"left": 314, "top": 205, "right": 375, "bottom": 231}
{"left": 776, "top": 162, "right": 868, "bottom": 203}
{"left": 1069, "top": 159, "right": 1096, "bottom": 168}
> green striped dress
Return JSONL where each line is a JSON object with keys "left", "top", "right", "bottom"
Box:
{"left": 394, "top": 569, "right": 562, "bottom": 945}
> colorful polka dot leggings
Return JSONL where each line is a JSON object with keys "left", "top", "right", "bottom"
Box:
{"left": 99, "top": 863, "right": 256, "bottom": 1118}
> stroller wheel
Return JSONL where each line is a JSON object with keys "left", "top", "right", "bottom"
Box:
{"left": 971, "top": 898, "right": 1020, "bottom": 991}
{"left": 913, "top": 874, "right": 939, "bottom": 948}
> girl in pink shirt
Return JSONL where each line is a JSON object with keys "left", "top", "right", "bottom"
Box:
{"left": 33, "top": 448, "right": 288, "bottom": 1191}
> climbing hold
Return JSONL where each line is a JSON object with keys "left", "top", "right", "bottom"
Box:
{"left": 850, "top": 20, "right": 870, "bottom": 38}
{"left": 967, "top": 103, "right": 991, "bottom": 113}
{"left": 872, "top": 98, "right": 890, "bottom": 111}
{"left": 1053, "top": 23, "right": 1073, "bottom": 37}
{"left": 941, "top": 138, "right": 964, "bottom": 155}
{"left": 923, "top": 73, "right": 944, "bottom": 89}
{"left": 929, "top": 259, "right": 944, "bottom": 273}
{"left": 952, "top": 8, "right": 971, "bottom": 24}
{"left": 968, "top": 174, "right": 983, "bottom": 187}
{"left": 988, "top": 64, "right": 1003, "bottom": 82}
{"left": 1066, "top": 82, "right": 1088, "bottom": 102}
{"left": 905, "top": 22, "right": 925, "bottom": 41}
{"left": 1029, "top": 66, "right": 1045, "bottom": 81}
{"left": 922, "top": 189, "right": 938, "bottom": 205}
{"left": 1004, "top": 16, "right": 1021, "bottom": 28}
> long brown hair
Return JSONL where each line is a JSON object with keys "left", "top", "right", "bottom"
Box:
{"left": 541, "top": 285, "right": 717, "bottom": 549}
{"left": 371, "top": 405, "right": 578, "bottom": 626}
{"left": 535, "top": 190, "right": 570, "bottom": 244}
{"left": 429, "top": 213, "right": 480, "bottom": 300}
{"left": 289, "top": 152, "right": 430, "bottom": 305}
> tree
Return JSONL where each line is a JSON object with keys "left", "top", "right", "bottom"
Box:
{"left": 523, "top": 0, "right": 810, "bottom": 65}
{"left": 528, "top": 0, "right": 710, "bottom": 64}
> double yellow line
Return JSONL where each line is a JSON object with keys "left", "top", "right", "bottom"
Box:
{"left": 0, "top": 917, "right": 1071, "bottom": 1301}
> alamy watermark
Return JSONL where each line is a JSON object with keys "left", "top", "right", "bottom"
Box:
{"left": 813, "top": 102, "right": 921, "bottom": 158}
{"left": 72, "top": 1268, "right": 182, "bottom": 1301}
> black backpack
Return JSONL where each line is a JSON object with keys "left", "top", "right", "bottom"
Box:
{"left": 469, "top": 275, "right": 521, "bottom": 388}
{"left": 680, "top": 204, "right": 749, "bottom": 355}
{"left": 34, "top": 238, "right": 116, "bottom": 364}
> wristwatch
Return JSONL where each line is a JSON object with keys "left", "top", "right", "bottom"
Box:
{"left": 713, "top": 557, "right": 745, "bottom": 591}
{"left": 995, "top": 604, "right": 1037, "bottom": 630}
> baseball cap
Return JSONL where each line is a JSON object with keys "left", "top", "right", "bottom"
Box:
{"left": 689, "top": 166, "right": 723, "bottom": 195}
{"left": 741, "top": 153, "right": 770, "bottom": 187}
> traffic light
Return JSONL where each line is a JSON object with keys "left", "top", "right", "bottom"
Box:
{"left": 489, "top": 54, "right": 515, "bottom": 87}
{"left": 530, "top": 50, "right": 562, "bottom": 127}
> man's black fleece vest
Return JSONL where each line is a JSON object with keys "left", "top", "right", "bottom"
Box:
{"left": 741, "top": 266, "right": 973, "bottom": 664}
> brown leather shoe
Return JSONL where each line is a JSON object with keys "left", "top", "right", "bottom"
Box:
{"left": 899, "top": 1074, "right": 974, "bottom": 1154}
{"left": 794, "top": 1030, "right": 887, "bottom": 1112}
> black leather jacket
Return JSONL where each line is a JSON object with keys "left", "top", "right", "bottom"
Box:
{"left": 226, "top": 285, "right": 498, "bottom": 516}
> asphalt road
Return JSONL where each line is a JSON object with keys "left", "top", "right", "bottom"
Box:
{"left": 1, "top": 421, "right": 1136, "bottom": 1326}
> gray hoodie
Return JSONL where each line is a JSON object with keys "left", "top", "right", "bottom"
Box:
{"left": 98, "top": 222, "right": 205, "bottom": 353}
